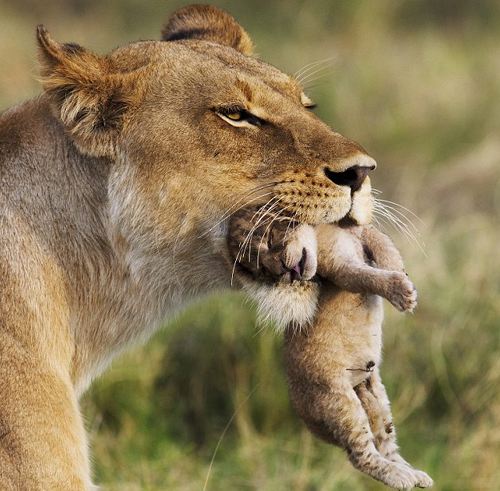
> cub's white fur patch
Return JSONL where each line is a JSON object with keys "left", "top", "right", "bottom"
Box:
{"left": 243, "top": 279, "right": 319, "bottom": 332}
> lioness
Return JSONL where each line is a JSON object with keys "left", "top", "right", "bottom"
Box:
{"left": 0, "top": 5, "right": 376, "bottom": 489}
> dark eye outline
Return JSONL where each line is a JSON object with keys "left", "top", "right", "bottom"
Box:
{"left": 304, "top": 103, "right": 317, "bottom": 110}
{"left": 215, "top": 105, "right": 267, "bottom": 127}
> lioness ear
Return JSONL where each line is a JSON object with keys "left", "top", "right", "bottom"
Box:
{"left": 37, "top": 25, "right": 138, "bottom": 157}
{"left": 161, "top": 5, "right": 254, "bottom": 56}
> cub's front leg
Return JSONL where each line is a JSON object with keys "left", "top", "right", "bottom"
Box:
{"left": 361, "top": 225, "right": 418, "bottom": 312}
{"left": 315, "top": 224, "right": 417, "bottom": 312}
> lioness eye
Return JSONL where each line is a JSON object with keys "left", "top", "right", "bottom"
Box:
{"left": 226, "top": 112, "right": 242, "bottom": 121}
{"left": 215, "top": 107, "right": 266, "bottom": 127}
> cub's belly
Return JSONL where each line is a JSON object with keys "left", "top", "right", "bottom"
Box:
{"left": 313, "top": 290, "right": 384, "bottom": 387}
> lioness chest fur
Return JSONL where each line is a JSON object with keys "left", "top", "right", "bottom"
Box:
{"left": 0, "top": 5, "right": 377, "bottom": 489}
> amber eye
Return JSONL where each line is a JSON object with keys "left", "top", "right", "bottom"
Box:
{"left": 226, "top": 112, "right": 243, "bottom": 121}
{"left": 215, "top": 107, "right": 266, "bottom": 127}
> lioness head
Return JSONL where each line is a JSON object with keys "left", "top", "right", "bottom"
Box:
{"left": 36, "top": 5, "right": 375, "bottom": 325}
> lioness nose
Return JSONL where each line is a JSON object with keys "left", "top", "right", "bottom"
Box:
{"left": 324, "top": 160, "right": 376, "bottom": 192}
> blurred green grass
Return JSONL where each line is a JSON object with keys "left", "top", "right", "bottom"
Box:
{"left": 1, "top": 1, "right": 499, "bottom": 489}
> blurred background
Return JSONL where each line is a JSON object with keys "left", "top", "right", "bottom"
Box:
{"left": 1, "top": 0, "right": 499, "bottom": 489}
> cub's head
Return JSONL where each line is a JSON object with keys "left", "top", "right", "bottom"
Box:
{"left": 36, "top": 5, "right": 375, "bottom": 320}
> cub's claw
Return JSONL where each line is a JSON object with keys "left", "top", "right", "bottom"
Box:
{"left": 413, "top": 469, "right": 434, "bottom": 488}
{"left": 385, "top": 272, "right": 417, "bottom": 313}
{"left": 373, "top": 460, "right": 420, "bottom": 490}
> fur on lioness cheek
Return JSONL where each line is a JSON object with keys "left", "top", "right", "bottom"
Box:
{"left": 242, "top": 279, "right": 320, "bottom": 331}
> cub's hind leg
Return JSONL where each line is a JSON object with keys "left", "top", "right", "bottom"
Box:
{"left": 288, "top": 375, "right": 421, "bottom": 490}
{"left": 355, "top": 370, "right": 433, "bottom": 488}
{"left": 354, "top": 370, "right": 404, "bottom": 464}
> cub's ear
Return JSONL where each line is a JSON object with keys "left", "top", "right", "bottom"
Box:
{"left": 36, "top": 25, "right": 140, "bottom": 157}
{"left": 161, "top": 4, "right": 254, "bottom": 56}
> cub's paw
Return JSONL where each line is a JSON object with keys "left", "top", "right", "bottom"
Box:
{"left": 377, "top": 461, "right": 420, "bottom": 489}
{"left": 385, "top": 272, "right": 417, "bottom": 313}
{"left": 281, "top": 224, "right": 317, "bottom": 281}
{"left": 388, "top": 456, "right": 434, "bottom": 489}
{"left": 413, "top": 469, "right": 434, "bottom": 488}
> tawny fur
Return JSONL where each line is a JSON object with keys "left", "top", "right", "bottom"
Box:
{"left": 228, "top": 211, "right": 433, "bottom": 489}
{"left": 0, "top": 5, "right": 378, "bottom": 489}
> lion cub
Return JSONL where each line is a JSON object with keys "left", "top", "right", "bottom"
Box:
{"left": 228, "top": 208, "right": 433, "bottom": 489}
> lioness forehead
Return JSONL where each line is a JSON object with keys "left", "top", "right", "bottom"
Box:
{"left": 109, "top": 39, "right": 302, "bottom": 102}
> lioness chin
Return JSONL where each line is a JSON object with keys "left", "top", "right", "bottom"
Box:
{"left": 0, "top": 4, "right": 376, "bottom": 489}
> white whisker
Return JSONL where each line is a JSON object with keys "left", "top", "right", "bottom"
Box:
{"left": 373, "top": 203, "right": 426, "bottom": 255}
{"left": 283, "top": 209, "right": 299, "bottom": 243}
{"left": 299, "top": 65, "right": 334, "bottom": 87}
{"left": 294, "top": 57, "right": 329, "bottom": 79}
{"left": 243, "top": 198, "right": 283, "bottom": 261}
{"left": 294, "top": 56, "right": 336, "bottom": 82}
{"left": 199, "top": 183, "right": 277, "bottom": 238}
{"left": 256, "top": 205, "right": 292, "bottom": 269}
{"left": 374, "top": 200, "right": 419, "bottom": 233}
{"left": 230, "top": 197, "right": 282, "bottom": 286}
{"left": 248, "top": 198, "right": 288, "bottom": 261}
{"left": 375, "top": 198, "right": 424, "bottom": 225}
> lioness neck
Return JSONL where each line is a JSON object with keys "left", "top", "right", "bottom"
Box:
{"left": 0, "top": 97, "right": 231, "bottom": 395}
